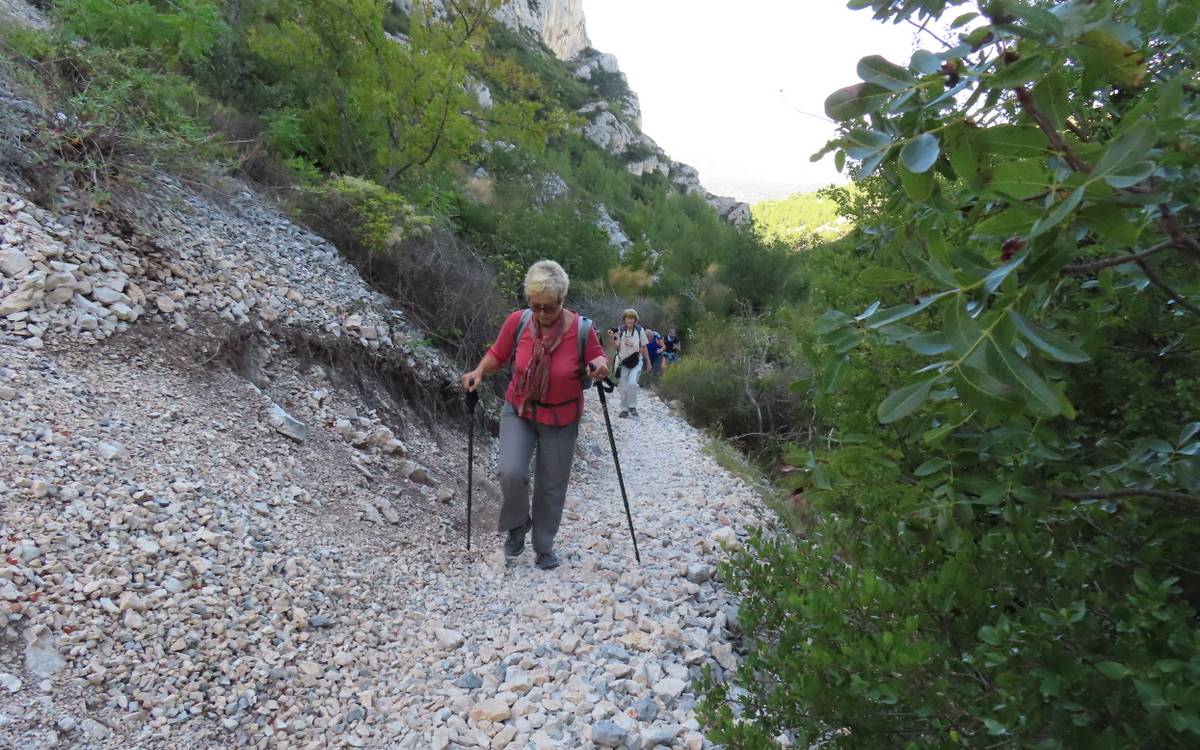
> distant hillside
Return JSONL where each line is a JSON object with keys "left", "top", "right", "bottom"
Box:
{"left": 751, "top": 188, "right": 849, "bottom": 244}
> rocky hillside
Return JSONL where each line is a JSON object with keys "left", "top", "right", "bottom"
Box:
{"left": 0, "top": 165, "right": 759, "bottom": 750}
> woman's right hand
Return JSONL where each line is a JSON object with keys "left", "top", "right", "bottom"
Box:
{"left": 461, "top": 368, "right": 483, "bottom": 392}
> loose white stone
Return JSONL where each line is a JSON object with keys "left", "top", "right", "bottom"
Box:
{"left": 0, "top": 247, "right": 33, "bottom": 277}
{"left": 97, "top": 442, "right": 127, "bottom": 460}
{"left": 653, "top": 677, "right": 687, "bottom": 699}
{"left": 269, "top": 404, "right": 308, "bottom": 442}
{"left": 469, "top": 698, "right": 511, "bottom": 723}
{"left": 436, "top": 628, "right": 465, "bottom": 649}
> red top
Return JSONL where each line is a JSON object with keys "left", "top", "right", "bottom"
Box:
{"left": 487, "top": 309, "right": 606, "bottom": 426}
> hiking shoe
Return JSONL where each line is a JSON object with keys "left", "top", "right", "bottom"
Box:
{"left": 630, "top": 408, "right": 639, "bottom": 417}
{"left": 535, "top": 550, "right": 560, "bottom": 570}
{"left": 504, "top": 519, "right": 531, "bottom": 558}
{"left": 618, "top": 410, "right": 629, "bottom": 418}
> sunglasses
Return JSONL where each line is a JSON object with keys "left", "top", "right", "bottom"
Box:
{"left": 529, "top": 300, "right": 562, "bottom": 314}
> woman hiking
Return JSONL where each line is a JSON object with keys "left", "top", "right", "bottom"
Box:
{"left": 460, "top": 260, "right": 608, "bottom": 569}
{"left": 613, "top": 309, "right": 650, "bottom": 418}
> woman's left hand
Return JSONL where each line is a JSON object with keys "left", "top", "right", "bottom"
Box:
{"left": 589, "top": 357, "right": 610, "bottom": 380}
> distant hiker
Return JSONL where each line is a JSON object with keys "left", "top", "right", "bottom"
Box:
{"left": 460, "top": 260, "right": 608, "bottom": 570}
{"left": 613, "top": 309, "right": 650, "bottom": 418}
{"left": 646, "top": 329, "right": 664, "bottom": 376}
{"left": 663, "top": 327, "right": 682, "bottom": 367}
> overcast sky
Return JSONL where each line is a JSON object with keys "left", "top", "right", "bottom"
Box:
{"left": 581, "top": 0, "right": 920, "bottom": 201}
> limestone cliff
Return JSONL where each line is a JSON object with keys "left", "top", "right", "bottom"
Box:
{"left": 393, "top": 0, "right": 589, "bottom": 60}
{"left": 493, "top": 0, "right": 590, "bottom": 60}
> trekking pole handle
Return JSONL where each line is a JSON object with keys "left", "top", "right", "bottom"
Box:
{"left": 587, "top": 364, "right": 616, "bottom": 393}
{"left": 465, "top": 381, "right": 479, "bottom": 412}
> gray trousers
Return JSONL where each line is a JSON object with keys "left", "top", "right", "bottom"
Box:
{"left": 497, "top": 402, "right": 580, "bottom": 553}
{"left": 618, "top": 359, "right": 643, "bottom": 410}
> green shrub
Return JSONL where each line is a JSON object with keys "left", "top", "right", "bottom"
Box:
{"left": 55, "top": 0, "right": 228, "bottom": 71}
{"left": 0, "top": 23, "right": 222, "bottom": 204}
{"left": 700, "top": 1, "right": 1200, "bottom": 747}
{"left": 292, "top": 175, "right": 504, "bottom": 365}
{"left": 293, "top": 175, "right": 423, "bottom": 257}
{"left": 659, "top": 316, "right": 813, "bottom": 459}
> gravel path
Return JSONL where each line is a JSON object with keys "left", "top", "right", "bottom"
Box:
{"left": 1, "top": 329, "right": 764, "bottom": 750}
{"left": 401, "top": 389, "right": 765, "bottom": 749}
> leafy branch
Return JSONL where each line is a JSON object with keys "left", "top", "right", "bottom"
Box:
{"left": 1063, "top": 239, "right": 1173, "bottom": 274}
{"left": 1051, "top": 488, "right": 1200, "bottom": 504}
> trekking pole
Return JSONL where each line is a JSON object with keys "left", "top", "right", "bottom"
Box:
{"left": 465, "top": 384, "right": 479, "bottom": 551}
{"left": 589, "top": 366, "right": 641, "bottom": 564}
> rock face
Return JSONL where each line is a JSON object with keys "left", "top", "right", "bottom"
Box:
{"left": 595, "top": 205, "right": 632, "bottom": 251}
{"left": 494, "top": 0, "right": 590, "bottom": 60}
{"left": 393, "top": 0, "right": 589, "bottom": 60}
{"left": 575, "top": 102, "right": 752, "bottom": 227}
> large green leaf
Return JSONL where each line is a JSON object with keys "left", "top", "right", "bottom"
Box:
{"left": 878, "top": 377, "right": 937, "bottom": 423}
{"left": 899, "top": 133, "right": 940, "bottom": 174}
{"left": 1079, "top": 205, "right": 1142, "bottom": 244}
{"left": 1094, "top": 121, "right": 1157, "bottom": 178}
{"left": 908, "top": 332, "right": 952, "bottom": 356}
{"left": 900, "top": 165, "right": 935, "bottom": 200}
{"left": 1009, "top": 4, "right": 1065, "bottom": 39}
{"left": 990, "top": 53, "right": 1049, "bottom": 87}
{"left": 976, "top": 125, "right": 1051, "bottom": 157}
{"left": 1163, "top": 4, "right": 1198, "bottom": 34}
{"left": 1096, "top": 661, "right": 1132, "bottom": 680}
{"left": 1032, "top": 70, "right": 1069, "bottom": 130}
{"left": 985, "top": 339, "right": 1064, "bottom": 416}
{"left": 860, "top": 267, "right": 916, "bottom": 287}
{"left": 944, "top": 122, "right": 981, "bottom": 180}
{"left": 819, "top": 354, "right": 849, "bottom": 394}
{"left": 902, "top": 243, "right": 958, "bottom": 288}
{"left": 813, "top": 309, "right": 853, "bottom": 335}
{"left": 867, "top": 290, "right": 954, "bottom": 329}
{"left": 977, "top": 160, "right": 1053, "bottom": 199}
{"left": 943, "top": 299, "right": 985, "bottom": 356}
{"left": 859, "top": 147, "right": 890, "bottom": 178}
{"left": 1028, "top": 187, "right": 1084, "bottom": 239}
{"left": 983, "top": 251, "right": 1028, "bottom": 296}
{"left": 857, "top": 55, "right": 914, "bottom": 91}
{"left": 974, "top": 205, "right": 1041, "bottom": 238}
{"left": 845, "top": 128, "right": 892, "bottom": 159}
{"left": 1104, "top": 160, "right": 1156, "bottom": 189}
{"left": 1008, "top": 310, "right": 1091, "bottom": 363}
{"left": 910, "top": 49, "right": 942, "bottom": 75}
{"left": 825, "top": 82, "right": 891, "bottom": 120}
{"left": 951, "top": 365, "right": 1022, "bottom": 414}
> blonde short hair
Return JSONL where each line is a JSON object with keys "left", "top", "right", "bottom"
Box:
{"left": 525, "top": 260, "right": 569, "bottom": 301}
{"left": 621, "top": 308, "right": 639, "bottom": 321}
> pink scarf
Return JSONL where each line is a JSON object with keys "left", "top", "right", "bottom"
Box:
{"left": 513, "top": 311, "right": 569, "bottom": 414}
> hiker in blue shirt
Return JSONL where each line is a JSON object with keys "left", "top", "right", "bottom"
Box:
{"left": 646, "top": 329, "right": 664, "bottom": 377}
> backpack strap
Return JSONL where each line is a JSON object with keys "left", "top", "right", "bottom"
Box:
{"left": 577, "top": 315, "right": 592, "bottom": 387}
{"left": 509, "top": 308, "right": 533, "bottom": 365}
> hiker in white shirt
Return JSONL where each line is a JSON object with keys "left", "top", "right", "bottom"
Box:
{"left": 612, "top": 308, "right": 650, "bottom": 418}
